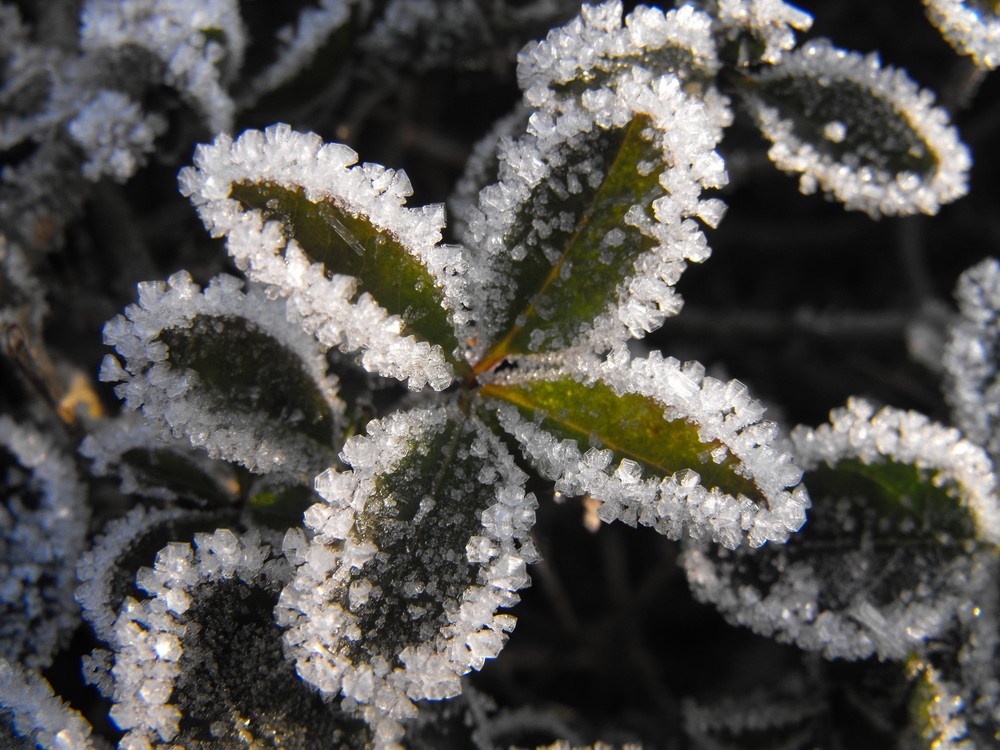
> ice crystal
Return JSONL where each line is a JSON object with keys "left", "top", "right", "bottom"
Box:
{"left": 0, "top": 660, "right": 98, "bottom": 750}
{"left": 67, "top": 89, "right": 165, "bottom": 183}
{"left": 100, "top": 271, "right": 344, "bottom": 478}
{"left": 80, "top": 0, "right": 245, "bottom": 133}
{"left": 743, "top": 39, "right": 971, "bottom": 216}
{"left": 925, "top": 0, "right": 1000, "bottom": 69}
{"left": 0, "top": 417, "right": 88, "bottom": 669}
{"left": 491, "top": 351, "right": 807, "bottom": 549}
{"left": 944, "top": 257, "right": 1000, "bottom": 463}
{"left": 106, "top": 529, "right": 356, "bottom": 749}
{"left": 711, "top": 0, "right": 813, "bottom": 64}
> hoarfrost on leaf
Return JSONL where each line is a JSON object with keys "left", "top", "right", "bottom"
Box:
{"left": 178, "top": 124, "right": 468, "bottom": 389}
{"left": 925, "top": 0, "right": 1000, "bottom": 70}
{"left": 0, "top": 417, "right": 88, "bottom": 669}
{"left": 483, "top": 351, "right": 807, "bottom": 549}
{"left": 739, "top": 39, "right": 971, "bottom": 217}
{"left": 0, "top": 660, "right": 98, "bottom": 750}
{"left": 101, "top": 271, "right": 344, "bottom": 479}
{"left": 710, "top": 0, "right": 814, "bottom": 65}
{"left": 683, "top": 398, "right": 1000, "bottom": 660}
{"left": 277, "top": 405, "right": 537, "bottom": 745}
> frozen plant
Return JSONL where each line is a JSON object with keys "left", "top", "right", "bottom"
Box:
{"left": 1, "top": 0, "right": 999, "bottom": 748}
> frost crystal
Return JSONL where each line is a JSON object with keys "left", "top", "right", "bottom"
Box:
{"left": 67, "top": 89, "right": 165, "bottom": 182}
{"left": 0, "top": 417, "right": 88, "bottom": 669}
{"left": 80, "top": 0, "right": 246, "bottom": 132}
{"left": 0, "top": 660, "right": 98, "bottom": 750}
{"left": 107, "top": 530, "right": 315, "bottom": 748}
{"left": 277, "top": 406, "right": 538, "bottom": 747}
{"left": 240, "top": 0, "right": 353, "bottom": 106}
{"left": 925, "top": 0, "right": 1000, "bottom": 69}
{"left": 745, "top": 39, "right": 971, "bottom": 217}
{"left": 100, "top": 271, "right": 344, "bottom": 478}
{"left": 492, "top": 351, "right": 808, "bottom": 549}
{"left": 712, "top": 0, "right": 813, "bottom": 64}
{"left": 516, "top": 1, "right": 721, "bottom": 97}
{"left": 683, "top": 398, "right": 1000, "bottom": 660}
{"left": 178, "top": 124, "right": 466, "bottom": 390}
{"left": 75, "top": 505, "right": 234, "bottom": 644}
{"left": 944, "top": 257, "right": 1000, "bottom": 463}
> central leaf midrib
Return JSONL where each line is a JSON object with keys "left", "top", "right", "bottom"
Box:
{"left": 481, "top": 381, "right": 759, "bottom": 500}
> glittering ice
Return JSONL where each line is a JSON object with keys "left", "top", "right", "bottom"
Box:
{"left": 925, "top": 0, "right": 1000, "bottom": 70}
{"left": 0, "top": 660, "right": 98, "bottom": 750}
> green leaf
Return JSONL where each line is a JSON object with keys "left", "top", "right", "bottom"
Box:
{"left": 474, "top": 115, "right": 664, "bottom": 367}
{"left": 480, "top": 374, "right": 763, "bottom": 504}
{"left": 278, "top": 405, "right": 538, "bottom": 718}
{"left": 230, "top": 182, "right": 466, "bottom": 372}
{"left": 683, "top": 398, "right": 999, "bottom": 660}
{"left": 248, "top": 482, "right": 318, "bottom": 530}
{"left": 479, "top": 353, "right": 808, "bottom": 549}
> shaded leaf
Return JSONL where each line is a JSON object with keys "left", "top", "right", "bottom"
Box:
{"left": 683, "top": 398, "right": 1000, "bottom": 660}
{"left": 736, "top": 39, "right": 970, "bottom": 216}
{"left": 179, "top": 124, "right": 468, "bottom": 390}
{"left": 101, "top": 272, "right": 343, "bottom": 479}
{"left": 277, "top": 404, "right": 538, "bottom": 742}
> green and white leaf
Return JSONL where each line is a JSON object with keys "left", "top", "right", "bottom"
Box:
{"left": 908, "top": 658, "right": 976, "bottom": 750}
{"left": 737, "top": 39, "right": 971, "bottom": 217}
{"left": 100, "top": 271, "right": 343, "bottom": 480}
{"left": 924, "top": 0, "right": 1000, "bottom": 70}
{"left": 481, "top": 350, "right": 807, "bottom": 549}
{"left": 277, "top": 405, "right": 538, "bottom": 747}
{"left": 106, "top": 529, "right": 369, "bottom": 749}
{"left": 178, "top": 123, "right": 470, "bottom": 390}
{"left": 683, "top": 398, "right": 1000, "bottom": 660}
{"left": 464, "top": 66, "right": 727, "bottom": 369}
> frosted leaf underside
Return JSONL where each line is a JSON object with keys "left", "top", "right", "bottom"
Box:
{"left": 683, "top": 398, "right": 1000, "bottom": 660}
{"left": 278, "top": 405, "right": 537, "bottom": 742}
{"left": 483, "top": 352, "right": 808, "bottom": 549}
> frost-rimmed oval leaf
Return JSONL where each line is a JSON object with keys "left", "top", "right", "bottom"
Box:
{"left": 683, "top": 398, "right": 1000, "bottom": 660}
{"left": 516, "top": 1, "right": 721, "bottom": 104}
{"left": 178, "top": 123, "right": 470, "bottom": 390}
{"left": 100, "top": 271, "right": 344, "bottom": 480}
{"left": 106, "top": 529, "right": 369, "bottom": 749}
{"left": 0, "top": 416, "right": 89, "bottom": 669}
{"left": 464, "top": 68, "right": 727, "bottom": 369}
{"left": 925, "top": 0, "right": 1000, "bottom": 70}
{"left": 0, "top": 660, "right": 101, "bottom": 750}
{"left": 481, "top": 350, "right": 808, "bottom": 549}
{"left": 80, "top": 412, "right": 237, "bottom": 507}
{"left": 737, "top": 39, "right": 971, "bottom": 217}
{"left": 75, "top": 505, "right": 238, "bottom": 645}
{"left": 277, "top": 404, "right": 539, "bottom": 747}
